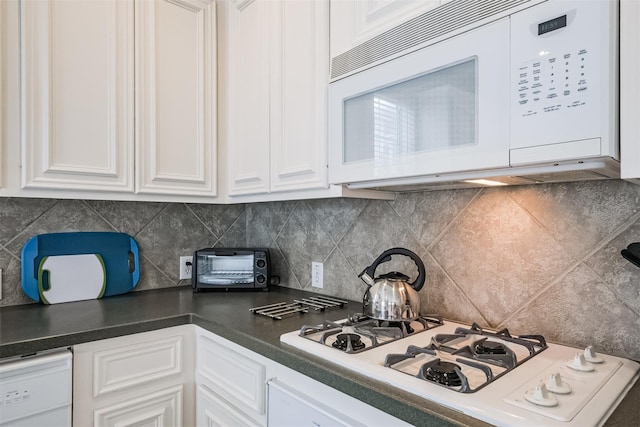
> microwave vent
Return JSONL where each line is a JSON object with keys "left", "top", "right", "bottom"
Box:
{"left": 331, "top": 0, "right": 532, "bottom": 80}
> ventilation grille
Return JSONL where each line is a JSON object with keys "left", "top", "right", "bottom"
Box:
{"left": 331, "top": 0, "right": 531, "bottom": 80}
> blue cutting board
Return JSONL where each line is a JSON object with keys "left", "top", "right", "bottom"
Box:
{"left": 21, "top": 232, "right": 140, "bottom": 304}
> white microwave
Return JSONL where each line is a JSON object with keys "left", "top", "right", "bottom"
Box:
{"left": 328, "top": 0, "right": 619, "bottom": 190}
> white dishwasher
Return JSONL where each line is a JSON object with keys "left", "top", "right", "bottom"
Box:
{"left": 0, "top": 349, "right": 72, "bottom": 427}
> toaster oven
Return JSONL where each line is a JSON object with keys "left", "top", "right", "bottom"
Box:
{"left": 192, "top": 248, "right": 270, "bottom": 291}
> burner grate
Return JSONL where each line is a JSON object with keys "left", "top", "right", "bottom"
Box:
{"left": 249, "top": 296, "right": 347, "bottom": 320}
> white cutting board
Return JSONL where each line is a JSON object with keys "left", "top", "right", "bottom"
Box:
{"left": 38, "top": 254, "right": 106, "bottom": 304}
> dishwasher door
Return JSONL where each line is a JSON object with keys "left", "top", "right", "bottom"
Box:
{"left": 0, "top": 349, "right": 72, "bottom": 427}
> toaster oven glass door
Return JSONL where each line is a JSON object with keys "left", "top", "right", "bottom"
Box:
{"left": 197, "top": 254, "right": 254, "bottom": 285}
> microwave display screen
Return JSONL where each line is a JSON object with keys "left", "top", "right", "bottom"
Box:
{"left": 538, "top": 15, "right": 567, "bottom": 35}
{"left": 197, "top": 254, "right": 254, "bottom": 285}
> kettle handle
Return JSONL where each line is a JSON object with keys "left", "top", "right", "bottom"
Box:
{"left": 358, "top": 247, "right": 426, "bottom": 292}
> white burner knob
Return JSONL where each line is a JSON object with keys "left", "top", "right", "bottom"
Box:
{"left": 546, "top": 372, "right": 572, "bottom": 394}
{"left": 565, "top": 353, "right": 595, "bottom": 372}
{"left": 584, "top": 345, "right": 604, "bottom": 363}
{"left": 525, "top": 383, "right": 559, "bottom": 407}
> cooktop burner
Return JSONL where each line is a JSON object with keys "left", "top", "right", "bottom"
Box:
{"left": 332, "top": 333, "right": 366, "bottom": 352}
{"left": 298, "top": 314, "right": 443, "bottom": 354}
{"left": 422, "top": 360, "right": 463, "bottom": 387}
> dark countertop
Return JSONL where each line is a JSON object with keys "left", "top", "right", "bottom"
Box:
{"left": 1, "top": 286, "right": 638, "bottom": 427}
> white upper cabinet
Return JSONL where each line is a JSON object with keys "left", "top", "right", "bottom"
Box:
{"left": 21, "top": 0, "right": 135, "bottom": 192}
{"left": 269, "top": 0, "right": 329, "bottom": 193}
{"left": 19, "top": 0, "right": 216, "bottom": 198}
{"left": 136, "top": 0, "right": 217, "bottom": 196}
{"left": 224, "top": 0, "right": 330, "bottom": 197}
{"left": 225, "top": 0, "right": 271, "bottom": 196}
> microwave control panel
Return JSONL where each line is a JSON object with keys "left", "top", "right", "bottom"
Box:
{"left": 509, "top": 0, "right": 613, "bottom": 152}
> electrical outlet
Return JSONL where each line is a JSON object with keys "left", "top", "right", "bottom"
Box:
{"left": 179, "top": 256, "right": 193, "bottom": 280}
{"left": 312, "top": 262, "right": 323, "bottom": 288}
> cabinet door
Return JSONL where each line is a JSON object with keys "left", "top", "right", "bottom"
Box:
{"left": 21, "top": 0, "right": 134, "bottom": 192}
{"left": 93, "top": 385, "right": 184, "bottom": 427}
{"left": 269, "top": 0, "right": 329, "bottom": 193}
{"left": 73, "top": 325, "right": 194, "bottom": 427}
{"left": 197, "top": 384, "right": 261, "bottom": 427}
{"left": 227, "top": 0, "right": 270, "bottom": 196}
{"left": 135, "top": 0, "right": 217, "bottom": 197}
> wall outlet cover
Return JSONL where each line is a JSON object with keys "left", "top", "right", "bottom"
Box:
{"left": 312, "top": 262, "right": 323, "bottom": 288}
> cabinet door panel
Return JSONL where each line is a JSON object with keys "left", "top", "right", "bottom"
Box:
{"left": 136, "top": 0, "right": 216, "bottom": 196}
{"left": 21, "top": 0, "right": 134, "bottom": 191}
{"left": 196, "top": 384, "right": 261, "bottom": 427}
{"left": 269, "top": 0, "right": 328, "bottom": 192}
{"left": 227, "top": 0, "right": 270, "bottom": 196}
{"left": 197, "top": 332, "right": 266, "bottom": 423}
{"left": 94, "top": 385, "right": 183, "bottom": 427}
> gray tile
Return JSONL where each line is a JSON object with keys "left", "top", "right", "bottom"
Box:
{"left": 246, "top": 201, "right": 297, "bottom": 241}
{"left": 275, "top": 203, "right": 336, "bottom": 288}
{"left": 320, "top": 247, "right": 368, "bottom": 303}
{"left": 135, "top": 204, "right": 214, "bottom": 281}
{"left": 0, "top": 198, "right": 59, "bottom": 246}
{"left": 305, "top": 198, "right": 368, "bottom": 243}
{"left": 339, "top": 200, "right": 426, "bottom": 279}
{"left": 419, "top": 254, "right": 487, "bottom": 326}
{"left": 506, "top": 263, "right": 640, "bottom": 360}
{"left": 134, "top": 255, "right": 177, "bottom": 291}
{"left": 587, "top": 217, "right": 640, "bottom": 314}
{"left": 431, "top": 188, "right": 577, "bottom": 326}
{"left": 4, "top": 200, "right": 115, "bottom": 255}
{"left": 508, "top": 180, "right": 640, "bottom": 259}
{"left": 0, "top": 248, "right": 33, "bottom": 306}
{"left": 270, "top": 244, "right": 301, "bottom": 289}
{"left": 245, "top": 206, "right": 276, "bottom": 248}
{"left": 216, "top": 210, "right": 247, "bottom": 247}
{"left": 187, "top": 203, "right": 246, "bottom": 239}
{"left": 85, "top": 200, "right": 167, "bottom": 237}
{"left": 391, "top": 189, "right": 479, "bottom": 245}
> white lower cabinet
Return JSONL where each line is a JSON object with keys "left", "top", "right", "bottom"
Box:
{"left": 72, "top": 325, "right": 195, "bottom": 427}
{"left": 194, "top": 326, "right": 411, "bottom": 427}
{"left": 195, "top": 326, "right": 271, "bottom": 426}
{"left": 74, "top": 325, "right": 409, "bottom": 427}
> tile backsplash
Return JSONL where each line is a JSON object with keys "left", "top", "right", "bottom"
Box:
{"left": 1, "top": 179, "right": 639, "bottom": 361}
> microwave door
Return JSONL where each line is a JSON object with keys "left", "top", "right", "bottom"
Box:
{"left": 328, "top": 17, "right": 510, "bottom": 186}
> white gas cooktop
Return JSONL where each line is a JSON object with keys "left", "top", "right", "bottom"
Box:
{"left": 280, "top": 318, "right": 639, "bottom": 427}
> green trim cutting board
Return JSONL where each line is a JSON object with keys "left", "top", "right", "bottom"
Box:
{"left": 22, "top": 232, "right": 140, "bottom": 304}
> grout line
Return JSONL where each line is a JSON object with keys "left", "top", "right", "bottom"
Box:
{"left": 2, "top": 199, "right": 63, "bottom": 251}
{"left": 499, "top": 211, "right": 640, "bottom": 326}
{"left": 424, "top": 250, "right": 492, "bottom": 327}
{"left": 426, "top": 188, "right": 484, "bottom": 251}
{"left": 81, "top": 200, "right": 121, "bottom": 232}
{"left": 183, "top": 203, "right": 220, "bottom": 241}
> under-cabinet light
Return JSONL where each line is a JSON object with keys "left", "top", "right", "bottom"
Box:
{"left": 462, "top": 179, "right": 509, "bottom": 186}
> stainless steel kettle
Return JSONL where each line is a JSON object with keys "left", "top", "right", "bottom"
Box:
{"left": 358, "top": 248, "right": 426, "bottom": 322}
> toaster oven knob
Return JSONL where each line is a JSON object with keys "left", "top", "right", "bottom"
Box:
{"left": 256, "top": 275, "right": 266, "bottom": 284}
{"left": 257, "top": 259, "right": 266, "bottom": 268}
{"left": 565, "top": 353, "right": 595, "bottom": 372}
{"left": 524, "top": 383, "right": 559, "bottom": 407}
{"left": 584, "top": 345, "right": 604, "bottom": 363}
{"left": 546, "top": 372, "right": 571, "bottom": 394}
